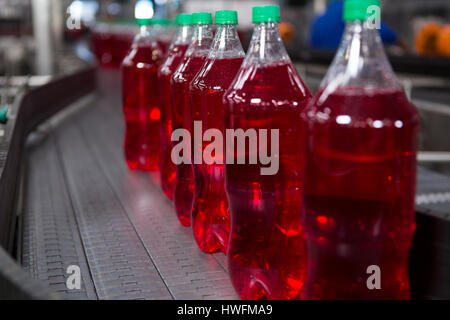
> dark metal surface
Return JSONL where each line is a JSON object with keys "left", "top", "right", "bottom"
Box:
{"left": 0, "top": 67, "right": 96, "bottom": 299}
{"left": 0, "top": 246, "right": 58, "bottom": 299}
{"left": 411, "top": 167, "right": 450, "bottom": 300}
{"left": 0, "top": 67, "right": 96, "bottom": 250}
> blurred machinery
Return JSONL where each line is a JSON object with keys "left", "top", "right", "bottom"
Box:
{"left": 0, "top": 0, "right": 448, "bottom": 162}
{"left": 0, "top": 0, "right": 32, "bottom": 77}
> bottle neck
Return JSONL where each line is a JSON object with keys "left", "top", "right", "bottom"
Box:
{"left": 172, "top": 25, "right": 194, "bottom": 45}
{"left": 243, "top": 21, "right": 290, "bottom": 67}
{"left": 193, "top": 24, "right": 214, "bottom": 46}
{"left": 185, "top": 24, "right": 214, "bottom": 56}
{"left": 151, "top": 24, "right": 163, "bottom": 35}
{"left": 209, "top": 24, "right": 245, "bottom": 59}
{"left": 139, "top": 25, "right": 151, "bottom": 36}
{"left": 131, "top": 25, "right": 153, "bottom": 48}
{"left": 320, "top": 20, "right": 400, "bottom": 91}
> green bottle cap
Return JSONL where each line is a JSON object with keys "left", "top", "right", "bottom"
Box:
{"left": 0, "top": 106, "right": 8, "bottom": 124}
{"left": 117, "top": 19, "right": 135, "bottom": 26}
{"left": 192, "top": 12, "right": 213, "bottom": 25}
{"left": 175, "top": 13, "right": 192, "bottom": 25}
{"left": 215, "top": 10, "right": 238, "bottom": 24}
{"left": 252, "top": 5, "right": 280, "bottom": 23}
{"left": 343, "top": 0, "right": 381, "bottom": 21}
{"left": 136, "top": 18, "right": 152, "bottom": 26}
{"left": 152, "top": 18, "right": 171, "bottom": 25}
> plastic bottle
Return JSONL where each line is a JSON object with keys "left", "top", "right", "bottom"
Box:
{"left": 92, "top": 22, "right": 114, "bottom": 68}
{"left": 172, "top": 12, "right": 214, "bottom": 226}
{"left": 151, "top": 19, "right": 174, "bottom": 56}
{"left": 300, "top": 0, "right": 419, "bottom": 299}
{"left": 113, "top": 21, "right": 138, "bottom": 68}
{"left": 190, "top": 10, "right": 245, "bottom": 254}
{"left": 158, "top": 14, "right": 193, "bottom": 200}
{"left": 224, "top": 6, "right": 311, "bottom": 299}
{"left": 110, "top": 23, "right": 122, "bottom": 68}
{"left": 122, "top": 16, "right": 164, "bottom": 171}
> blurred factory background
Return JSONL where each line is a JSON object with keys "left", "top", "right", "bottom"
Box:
{"left": 1, "top": 0, "right": 450, "bottom": 75}
{"left": 0, "top": 0, "right": 449, "bottom": 173}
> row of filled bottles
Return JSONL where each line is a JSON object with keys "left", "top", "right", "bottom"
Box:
{"left": 116, "top": 0, "right": 419, "bottom": 300}
{"left": 92, "top": 19, "right": 174, "bottom": 69}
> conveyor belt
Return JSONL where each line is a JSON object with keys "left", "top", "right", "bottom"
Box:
{"left": 21, "top": 70, "right": 237, "bottom": 300}
{"left": 416, "top": 167, "right": 450, "bottom": 217}
{"left": 20, "top": 70, "right": 450, "bottom": 300}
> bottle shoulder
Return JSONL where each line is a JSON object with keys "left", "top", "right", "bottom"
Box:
{"left": 122, "top": 41, "right": 164, "bottom": 67}
{"left": 191, "top": 57, "right": 244, "bottom": 92}
{"left": 172, "top": 54, "right": 207, "bottom": 83}
{"left": 302, "top": 88, "right": 420, "bottom": 127}
{"left": 225, "top": 61, "right": 311, "bottom": 106}
{"left": 159, "top": 50, "right": 185, "bottom": 75}
{"left": 319, "top": 22, "right": 402, "bottom": 93}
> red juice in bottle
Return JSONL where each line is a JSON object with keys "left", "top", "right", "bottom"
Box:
{"left": 157, "top": 38, "right": 173, "bottom": 57}
{"left": 171, "top": 12, "right": 214, "bottom": 226}
{"left": 91, "top": 27, "right": 101, "bottom": 63}
{"left": 92, "top": 23, "right": 114, "bottom": 68}
{"left": 111, "top": 24, "right": 122, "bottom": 68}
{"left": 224, "top": 6, "right": 311, "bottom": 299}
{"left": 190, "top": 10, "right": 244, "bottom": 254}
{"left": 122, "top": 17, "right": 164, "bottom": 171}
{"left": 158, "top": 14, "right": 193, "bottom": 200}
{"left": 112, "top": 23, "right": 137, "bottom": 68}
{"left": 300, "top": 0, "right": 419, "bottom": 300}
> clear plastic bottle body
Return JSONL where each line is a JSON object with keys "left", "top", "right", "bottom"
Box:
{"left": 158, "top": 25, "right": 193, "bottom": 200}
{"left": 113, "top": 24, "right": 138, "bottom": 68}
{"left": 224, "top": 21, "right": 311, "bottom": 299}
{"left": 92, "top": 23, "right": 114, "bottom": 68}
{"left": 151, "top": 23, "right": 174, "bottom": 56}
{"left": 190, "top": 23, "right": 245, "bottom": 253}
{"left": 122, "top": 25, "right": 164, "bottom": 171}
{"left": 171, "top": 23, "right": 213, "bottom": 226}
{"left": 300, "top": 20, "right": 419, "bottom": 299}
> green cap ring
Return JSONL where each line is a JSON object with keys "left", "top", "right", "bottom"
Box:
{"left": 152, "top": 18, "right": 171, "bottom": 25}
{"left": 117, "top": 19, "right": 135, "bottom": 26}
{"left": 343, "top": 0, "right": 381, "bottom": 21}
{"left": 215, "top": 10, "right": 238, "bottom": 24}
{"left": 136, "top": 18, "right": 152, "bottom": 26}
{"left": 252, "top": 5, "right": 280, "bottom": 23}
{"left": 192, "top": 12, "right": 213, "bottom": 25}
{"left": 0, "top": 106, "right": 8, "bottom": 124}
{"left": 175, "top": 13, "right": 192, "bottom": 25}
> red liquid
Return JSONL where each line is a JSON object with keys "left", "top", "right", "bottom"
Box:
{"left": 172, "top": 55, "right": 208, "bottom": 226}
{"left": 224, "top": 62, "right": 312, "bottom": 299}
{"left": 90, "top": 30, "right": 100, "bottom": 61}
{"left": 158, "top": 43, "right": 190, "bottom": 200}
{"left": 300, "top": 88, "right": 419, "bottom": 299}
{"left": 157, "top": 38, "right": 172, "bottom": 57}
{"left": 112, "top": 30, "right": 136, "bottom": 68}
{"left": 91, "top": 28, "right": 114, "bottom": 68}
{"left": 122, "top": 42, "right": 163, "bottom": 171}
{"left": 190, "top": 57, "right": 244, "bottom": 254}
